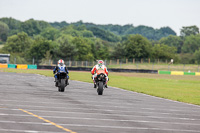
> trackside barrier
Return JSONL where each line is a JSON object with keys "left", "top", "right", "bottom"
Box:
{"left": 37, "top": 65, "right": 158, "bottom": 73}
{"left": 28, "top": 65, "right": 37, "bottom": 69}
{"left": 158, "top": 71, "right": 171, "bottom": 75}
{"left": 17, "top": 64, "right": 28, "bottom": 69}
{"left": 171, "top": 71, "right": 184, "bottom": 75}
{"left": 196, "top": 72, "right": 200, "bottom": 76}
{"left": 184, "top": 72, "right": 195, "bottom": 75}
{"left": 8, "top": 64, "right": 16, "bottom": 68}
{"left": 158, "top": 70, "right": 200, "bottom": 76}
{"left": 0, "top": 64, "right": 8, "bottom": 68}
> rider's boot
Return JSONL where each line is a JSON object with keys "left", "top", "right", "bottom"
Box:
{"left": 55, "top": 78, "right": 58, "bottom": 87}
{"left": 94, "top": 83, "right": 96, "bottom": 88}
{"left": 105, "top": 84, "right": 108, "bottom": 88}
{"left": 105, "top": 77, "right": 108, "bottom": 88}
{"left": 67, "top": 75, "right": 69, "bottom": 85}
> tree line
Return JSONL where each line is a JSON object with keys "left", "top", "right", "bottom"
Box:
{"left": 0, "top": 17, "right": 200, "bottom": 64}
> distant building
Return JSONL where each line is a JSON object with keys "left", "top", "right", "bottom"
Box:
{"left": 0, "top": 54, "right": 10, "bottom": 64}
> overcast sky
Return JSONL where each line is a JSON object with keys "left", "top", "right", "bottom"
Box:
{"left": 0, "top": 0, "right": 200, "bottom": 35}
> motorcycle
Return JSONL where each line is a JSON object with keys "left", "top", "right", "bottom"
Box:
{"left": 95, "top": 70, "right": 107, "bottom": 95}
{"left": 56, "top": 72, "right": 68, "bottom": 92}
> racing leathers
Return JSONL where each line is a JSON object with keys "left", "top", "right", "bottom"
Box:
{"left": 91, "top": 64, "right": 109, "bottom": 88}
{"left": 53, "top": 65, "right": 69, "bottom": 86}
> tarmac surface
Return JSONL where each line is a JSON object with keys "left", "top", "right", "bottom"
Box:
{"left": 0, "top": 72, "right": 200, "bottom": 133}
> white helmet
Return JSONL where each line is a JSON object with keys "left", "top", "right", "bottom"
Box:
{"left": 58, "top": 59, "right": 64, "bottom": 66}
{"left": 98, "top": 60, "right": 104, "bottom": 67}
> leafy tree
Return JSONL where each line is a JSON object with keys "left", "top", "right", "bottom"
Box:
{"left": 38, "top": 20, "right": 51, "bottom": 29}
{"left": 54, "top": 35, "right": 78, "bottom": 60}
{"left": 27, "top": 37, "right": 54, "bottom": 60}
{"left": 194, "top": 48, "right": 200, "bottom": 64}
{"left": 60, "top": 25, "right": 94, "bottom": 38}
{"left": 125, "top": 26, "right": 155, "bottom": 39}
{"left": 179, "top": 53, "right": 195, "bottom": 64}
{"left": 0, "top": 17, "right": 21, "bottom": 30}
{"left": 50, "top": 20, "right": 177, "bottom": 41}
{"left": 3, "top": 32, "right": 32, "bottom": 53}
{"left": 40, "top": 27, "right": 59, "bottom": 41}
{"left": 87, "top": 27, "right": 121, "bottom": 42}
{"left": 72, "top": 37, "right": 93, "bottom": 61}
{"left": 180, "top": 25, "right": 199, "bottom": 37}
{"left": 182, "top": 34, "right": 200, "bottom": 53}
{"left": 20, "top": 19, "right": 51, "bottom": 36}
{"left": 50, "top": 21, "right": 69, "bottom": 29}
{"left": 124, "top": 26, "right": 176, "bottom": 40}
{"left": 91, "top": 39, "right": 109, "bottom": 60}
{"left": 124, "top": 34, "right": 152, "bottom": 59}
{"left": 159, "top": 35, "right": 183, "bottom": 53}
{"left": 0, "top": 21, "right": 9, "bottom": 41}
{"left": 112, "top": 42, "right": 126, "bottom": 59}
{"left": 152, "top": 44, "right": 177, "bottom": 60}
{"left": 20, "top": 19, "right": 41, "bottom": 36}
{"left": 60, "top": 25, "right": 82, "bottom": 37}
{"left": 0, "top": 17, "right": 21, "bottom": 36}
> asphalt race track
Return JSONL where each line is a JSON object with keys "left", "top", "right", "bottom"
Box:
{"left": 0, "top": 72, "right": 200, "bottom": 133}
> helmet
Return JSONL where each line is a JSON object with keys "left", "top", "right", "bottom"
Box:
{"left": 98, "top": 60, "right": 104, "bottom": 67}
{"left": 58, "top": 59, "right": 64, "bottom": 66}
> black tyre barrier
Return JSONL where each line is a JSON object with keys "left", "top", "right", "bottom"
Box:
{"left": 37, "top": 65, "right": 158, "bottom": 74}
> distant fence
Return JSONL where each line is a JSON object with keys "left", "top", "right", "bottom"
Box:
{"left": 1, "top": 64, "right": 200, "bottom": 76}
{"left": 3, "top": 57, "right": 200, "bottom": 72}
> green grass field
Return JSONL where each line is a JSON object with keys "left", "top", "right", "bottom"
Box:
{"left": 107, "top": 63, "right": 200, "bottom": 72}
{"left": 1, "top": 68, "right": 200, "bottom": 105}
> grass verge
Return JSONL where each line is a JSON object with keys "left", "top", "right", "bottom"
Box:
{"left": 1, "top": 68, "right": 200, "bottom": 105}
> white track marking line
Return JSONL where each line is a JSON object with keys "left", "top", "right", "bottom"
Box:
{"left": 0, "top": 112, "right": 199, "bottom": 121}
{"left": 0, "top": 128, "right": 65, "bottom": 133}
{"left": 1, "top": 107, "right": 200, "bottom": 117}
{"left": 1, "top": 103, "right": 200, "bottom": 113}
{"left": 1, "top": 99, "right": 199, "bottom": 111}
{"left": 0, "top": 120, "right": 200, "bottom": 131}
{"left": 1, "top": 125, "right": 200, "bottom": 133}
{"left": 0, "top": 116, "right": 199, "bottom": 126}
{"left": 58, "top": 124, "right": 200, "bottom": 133}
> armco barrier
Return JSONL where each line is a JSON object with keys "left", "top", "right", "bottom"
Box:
{"left": 108, "top": 68, "right": 158, "bottom": 73}
{"left": 28, "top": 65, "right": 37, "bottom": 69}
{"left": 0, "top": 64, "right": 8, "bottom": 68}
{"left": 37, "top": 65, "right": 158, "bottom": 73}
{"left": 17, "top": 64, "right": 28, "bottom": 69}
{"left": 8, "top": 64, "right": 16, "bottom": 68}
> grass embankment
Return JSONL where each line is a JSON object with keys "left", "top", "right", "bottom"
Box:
{"left": 1, "top": 68, "right": 200, "bottom": 105}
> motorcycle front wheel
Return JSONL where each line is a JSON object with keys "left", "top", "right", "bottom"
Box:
{"left": 97, "top": 82, "right": 103, "bottom": 95}
{"left": 60, "top": 79, "right": 65, "bottom": 92}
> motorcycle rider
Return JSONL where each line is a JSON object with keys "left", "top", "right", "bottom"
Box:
{"left": 91, "top": 60, "right": 109, "bottom": 88}
{"left": 53, "top": 59, "right": 69, "bottom": 87}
